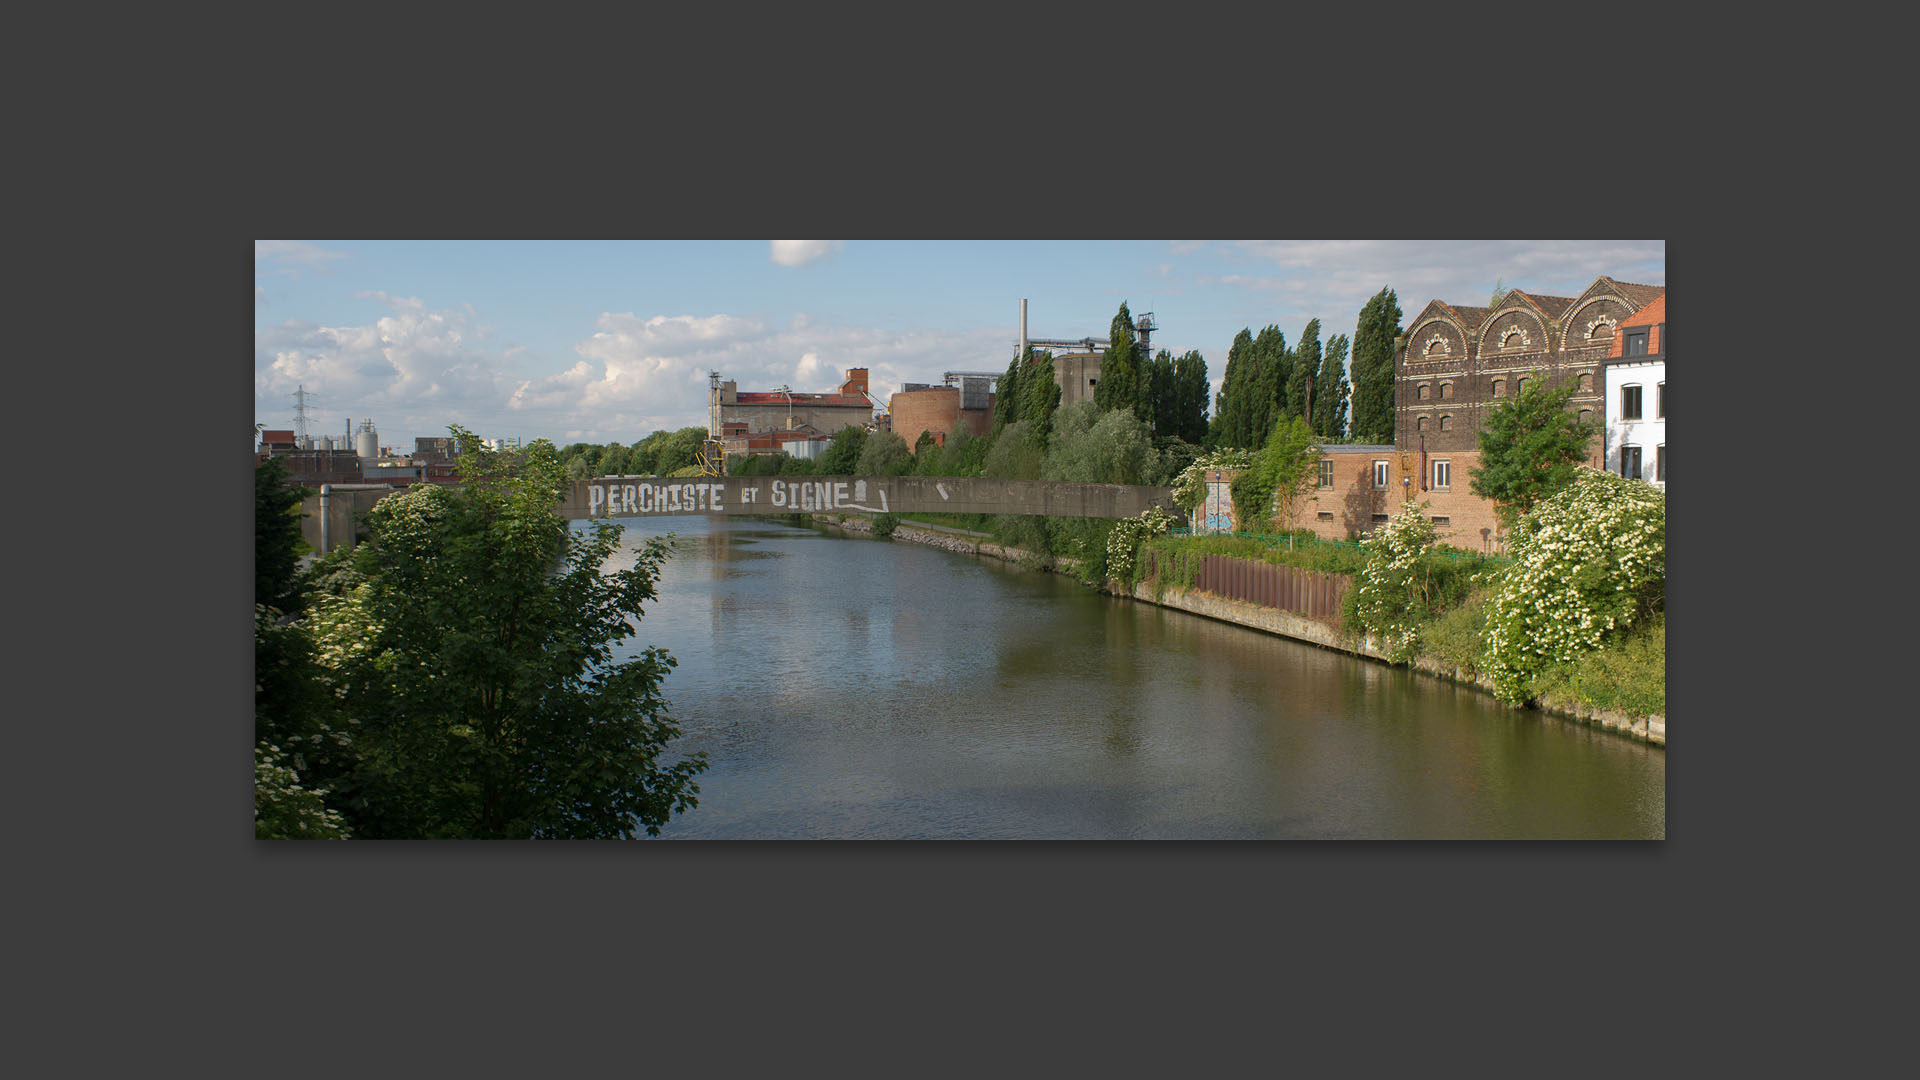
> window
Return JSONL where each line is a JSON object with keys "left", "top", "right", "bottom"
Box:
{"left": 1491, "top": 378, "right": 1505, "bottom": 397}
{"left": 1624, "top": 328, "right": 1649, "bottom": 356}
{"left": 1431, "top": 516, "right": 1451, "bottom": 526}
{"left": 1373, "top": 460, "right": 1389, "bottom": 489}
{"left": 1577, "top": 372, "right": 1593, "bottom": 392}
{"left": 1515, "top": 377, "right": 1528, "bottom": 396}
{"left": 1658, "top": 382, "right": 1665, "bottom": 419}
{"left": 1371, "top": 514, "right": 1390, "bottom": 525}
{"left": 1656, "top": 444, "right": 1665, "bottom": 483}
{"left": 1440, "top": 381, "right": 1453, "bottom": 400}
{"left": 1439, "top": 415, "right": 1452, "bottom": 432}
{"left": 1622, "top": 384, "right": 1643, "bottom": 421}
{"left": 1503, "top": 330, "right": 1523, "bottom": 349}
{"left": 1578, "top": 408, "right": 1593, "bottom": 426}
{"left": 1418, "top": 384, "right": 1430, "bottom": 401}
{"left": 1416, "top": 416, "right": 1428, "bottom": 432}
{"left": 1620, "top": 445, "right": 1642, "bottom": 480}
{"left": 1319, "top": 459, "right": 1335, "bottom": 488}
{"left": 1317, "top": 511, "right": 1334, "bottom": 522}
{"left": 1432, "top": 459, "right": 1451, "bottom": 490}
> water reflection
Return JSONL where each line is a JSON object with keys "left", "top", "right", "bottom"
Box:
{"left": 587, "top": 514, "right": 1664, "bottom": 839}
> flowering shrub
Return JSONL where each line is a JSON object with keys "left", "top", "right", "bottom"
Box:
{"left": 1482, "top": 469, "right": 1665, "bottom": 704}
{"left": 1108, "top": 505, "right": 1180, "bottom": 588}
{"left": 1170, "top": 449, "right": 1256, "bottom": 514}
{"left": 255, "top": 741, "right": 351, "bottom": 839}
{"left": 1346, "top": 500, "right": 1441, "bottom": 661}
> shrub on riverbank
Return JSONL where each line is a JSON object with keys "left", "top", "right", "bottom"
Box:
{"left": 1530, "top": 613, "right": 1665, "bottom": 718}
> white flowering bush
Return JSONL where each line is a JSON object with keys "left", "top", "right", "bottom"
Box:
{"left": 1347, "top": 500, "right": 1441, "bottom": 661}
{"left": 1483, "top": 469, "right": 1665, "bottom": 704}
{"left": 1171, "top": 448, "right": 1256, "bottom": 514}
{"left": 255, "top": 741, "right": 351, "bottom": 839}
{"left": 1108, "top": 505, "right": 1180, "bottom": 588}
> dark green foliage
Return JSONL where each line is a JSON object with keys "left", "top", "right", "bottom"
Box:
{"left": 1171, "top": 350, "right": 1210, "bottom": 444}
{"left": 993, "top": 351, "right": 1023, "bottom": 434}
{"left": 981, "top": 420, "right": 1043, "bottom": 479}
{"left": 1146, "top": 349, "right": 1176, "bottom": 436}
{"left": 1020, "top": 349, "right": 1060, "bottom": 446}
{"left": 1314, "top": 333, "right": 1350, "bottom": 439}
{"left": 939, "top": 423, "right": 985, "bottom": 476}
{"left": 912, "top": 431, "right": 944, "bottom": 475}
{"left": 816, "top": 425, "right": 869, "bottom": 475}
{"left": 871, "top": 512, "right": 899, "bottom": 538}
{"left": 778, "top": 454, "right": 816, "bottom": 475}
{"left": 1251, "top": 325, "right": 1289, "bottom": 433}
{"left": 1093, "top": 302, "right": 1147, "bottom": 422}
{"left": 1348, "top": 287, "right": 1403, "bottom": 445}
{"left": 316, "top": 428, "right": 707, "bottom": 838}
{"left": 1286, "top": 319, "right": 1321, "bottom": 427}
{"left": 1212, "top": 329, "right": 1258, "bottom": 448}
{"left": 1468, "top": 373, "right": 1600, "bottom": 528}
{"left": 255, "top": 455, "right": 306, "bottom": 613}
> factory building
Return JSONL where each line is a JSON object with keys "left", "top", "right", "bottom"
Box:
{"left": 708, "top": 367, "right": 880, "bottom": 461}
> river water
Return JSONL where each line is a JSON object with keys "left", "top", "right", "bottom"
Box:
{"left": 595, "top": 514, "right": 1665, "bottom": 839}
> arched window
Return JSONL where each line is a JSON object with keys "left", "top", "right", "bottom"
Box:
{"left": 1515, "top": 377, "right": 1529, "bottom": 396}
{"left": 1577, "top": 372, "right": 1593, "bottom": 392}
{"left": 1578, "top": 408, "right": 1593, "bottom": 426}
{"left": 1588, "top": 320, "right": 1614, "bottom": 342}
{"left": 1491, "top": 378, "right": 1506, "bottom": 397}
{"left": 1503, "top": 330, "right": 1524, "bottom": 349}
{"left": 1425, "top": 338, "right": 1447, "bottom": 357}
{"left": 1416, "top": 416, "right": 1428, "bottom": 432}
{"left": 1439, "top": 415, "right": 1452, "bottom": 432}
{"left": 1440, "top": 381, "right": 1454, "bottom": 400}
{"left": 1417, "top": 384, "right": 1430, "bottom": 401}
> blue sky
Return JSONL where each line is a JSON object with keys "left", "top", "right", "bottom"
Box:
{"left": 254, "top": 239, "right": 1664, "bottom": 451}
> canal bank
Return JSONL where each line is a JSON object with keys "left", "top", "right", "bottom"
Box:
{"left": 807, "top": 513, "right": 1664, "bottom": 747}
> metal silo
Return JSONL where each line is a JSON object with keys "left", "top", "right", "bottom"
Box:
{"left": 355, "top": 419, "right": 379, "bottom": 459}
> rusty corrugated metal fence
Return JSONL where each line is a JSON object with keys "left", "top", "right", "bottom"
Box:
{"left": 1146, "top": 551, "right": 1350, "bottom": 625}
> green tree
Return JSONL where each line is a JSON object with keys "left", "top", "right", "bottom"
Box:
{"left": 1286, "top": 319, "right": 1321, "bottom": 426}
{"left": 255, "top": 456, "right": 306, "bottom": 613}
{"left": 1468, "top": 373, "right": 1601, "bottom": 530}
{"left": 981, "top": 420, "right": 1044, "bottom": 480}
{"left": 1146, "top": 349, "right": 1176, "bottom": 435}
{"left": 941, "top": 422, "right": 987, "bottom": 477}
{"left": 1212, "top": 329, "right": 1257, "bottom": 448}
{"left": 816, "top": 425, "right": 869, "bottom": 474}
{"left": 312, "top": 428, "right": 707, "bottom": 838}
{"left": 1171, "top": 349, "right": 1210, "bottom": 444}
{"left": 1348, "top": 287, "right": 1404, "bottom": 444}
{"left": 1251, "top": 325, "right": 1289, "bottom": 433}
{"left": 1043, "top": 402, "right": 1162, "bottom": 486}
{"left": 1020, "top": 348, "right": 1060, "bottom": 447}
{"left": 993, "top": 351, "right": 1024, "bottom": 434}
{"left": 855, "top": 429, "right": 912, "bottom": 476}
{"left": 1314, "top": 332, "right": 1351, "bottom": 439}
{"left": 1228, "top": 416, "right": 1320, "bottom": 536}
{"left": 1093, "top": 302, "right": 1146, "bottom": 422}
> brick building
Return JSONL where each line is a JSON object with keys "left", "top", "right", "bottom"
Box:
{"left": 709, "top": 367, "right": 878, "bottom": 461}
{"left": 889, "top": 380, "right": 994, "bottom": 451}
{"left": 1294, "top": 274, "right": 1663, "bottom": 549}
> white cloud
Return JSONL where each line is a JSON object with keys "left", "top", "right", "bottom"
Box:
{"left": 770, "top": 240, "right": 843, "bottom": 267}
{"left": 254, "top": 240, "right": 349, "bottom": 280}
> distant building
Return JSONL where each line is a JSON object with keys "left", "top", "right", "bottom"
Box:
{"left": 709, "top": 368, "right": 878, "bottom": 461}
{"left": 889, "top": 380, "right": 994, "bottom": 451}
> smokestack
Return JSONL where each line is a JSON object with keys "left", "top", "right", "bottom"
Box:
{"left": 1020, "top": 298, "right": 1028, "bottom": 360}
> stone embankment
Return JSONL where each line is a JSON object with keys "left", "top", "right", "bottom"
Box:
{"left": 805, "top": 513, "right": 1663, "bottom": 747}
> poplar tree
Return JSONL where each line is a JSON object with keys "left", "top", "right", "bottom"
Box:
{"left": 1172, "top": 349, "right": 1210, "bottom": 445}
{"left": 1251, "top": 325, "right": 1289, "bottom": 437}
{"left": 1349, "top": 287, "right": 1404, "bottom": 445}
{"left": 1213, "top": 328, "right": 1257, "bottom": 448}
{"left": 1094, "top": 301, "right": 1146, "bottom": 423}
{"left": 1287, "top": 319, "right": 1322, "bottom": 427}
{"left": 1021, "top": 348, "right": 1060, "bottom": 447}
{"left": 1315, "top": 332, "right": 1351, "bottom": 440}
{"left": 993, "top": 351, "right": 1024, "bottom": 434}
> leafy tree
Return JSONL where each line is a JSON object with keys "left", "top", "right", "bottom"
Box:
{"left": 653, "top": 427, "right": 710, "bottom": 475}
{"left": 816, "top": 425, "right": 869, "bottom": 474}
{"left": 1487, "top": 277, "right": 1508, "bottom": 310}
{"left": 311, "top": 429, "right": 707, "bottom": 838}
{"left": 1212, "top": 329, "right": 1258, "bottom": 448}
{"left": 1146, "top": 349, "right": 1176, "bottom": 436}
{"left": 255, "top": 456, "right": 306, "bottom": 613}
{"left": 855, "top": 429, "right": 912, "bottom": 476}
{"left": 777, "top": 453, "right": 815, "bottom": 475}
{"left": 941, "top": 422, "right": 987, "bottom": 477}
{"left": 256, "top": 740, "right": 350, "bottom": 839}
{"left": 1020, "top": 348, "right": 1060, "bottom": 447}
{"left": 1348, "top": 287, "right": 1404, "bottom": 444}
{"left": 1171, "top": 349, "right": 1209, "bottom": 445}
{"left": 1228, "top": 416, "right": 1319, "bottom": 536}
{"left": 566, "top": 456, "right": 592, "bottom": 483}
{"left": 993, "top": 351, "right": 1023, "bottom": 434}
{"left": 1043, "top": 402, "right": 1162, "bottom": 486}
{"left": 981, "top": 420, "right": 1044, "bottom": 480}
{"left": 1469, "top": 373, "right": 1601, "bottom": 530}
{"left": 1093, "top": 302, "right": 1146, "bottom": 422}
{"left": 1251, "top": 325, "right": 1289, "bottom": 433}
{"left": 1286, "top": 319, "right": 1321, "bottom": 427}
{"left": 1314, "top": 332, "right": 1351, "bottom": 439}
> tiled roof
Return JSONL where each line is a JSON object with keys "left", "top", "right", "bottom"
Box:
{"left": 261, "top": 429, "right": 295, "bottom": 442}
{"left": 733, "top": 392, "right": 871, "bottom": 407}
{"left": 1606, "top": 278, "right": 1666, "bottom": 307}
{"left": 1437, "top": 302, "right": 1490, "bottom": 330}
{"left": 1523, "top": 293, "right": 1575, "bottom": 319}
{"left": 1607, "top": 294, "right": 1666, "bottom": 358}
